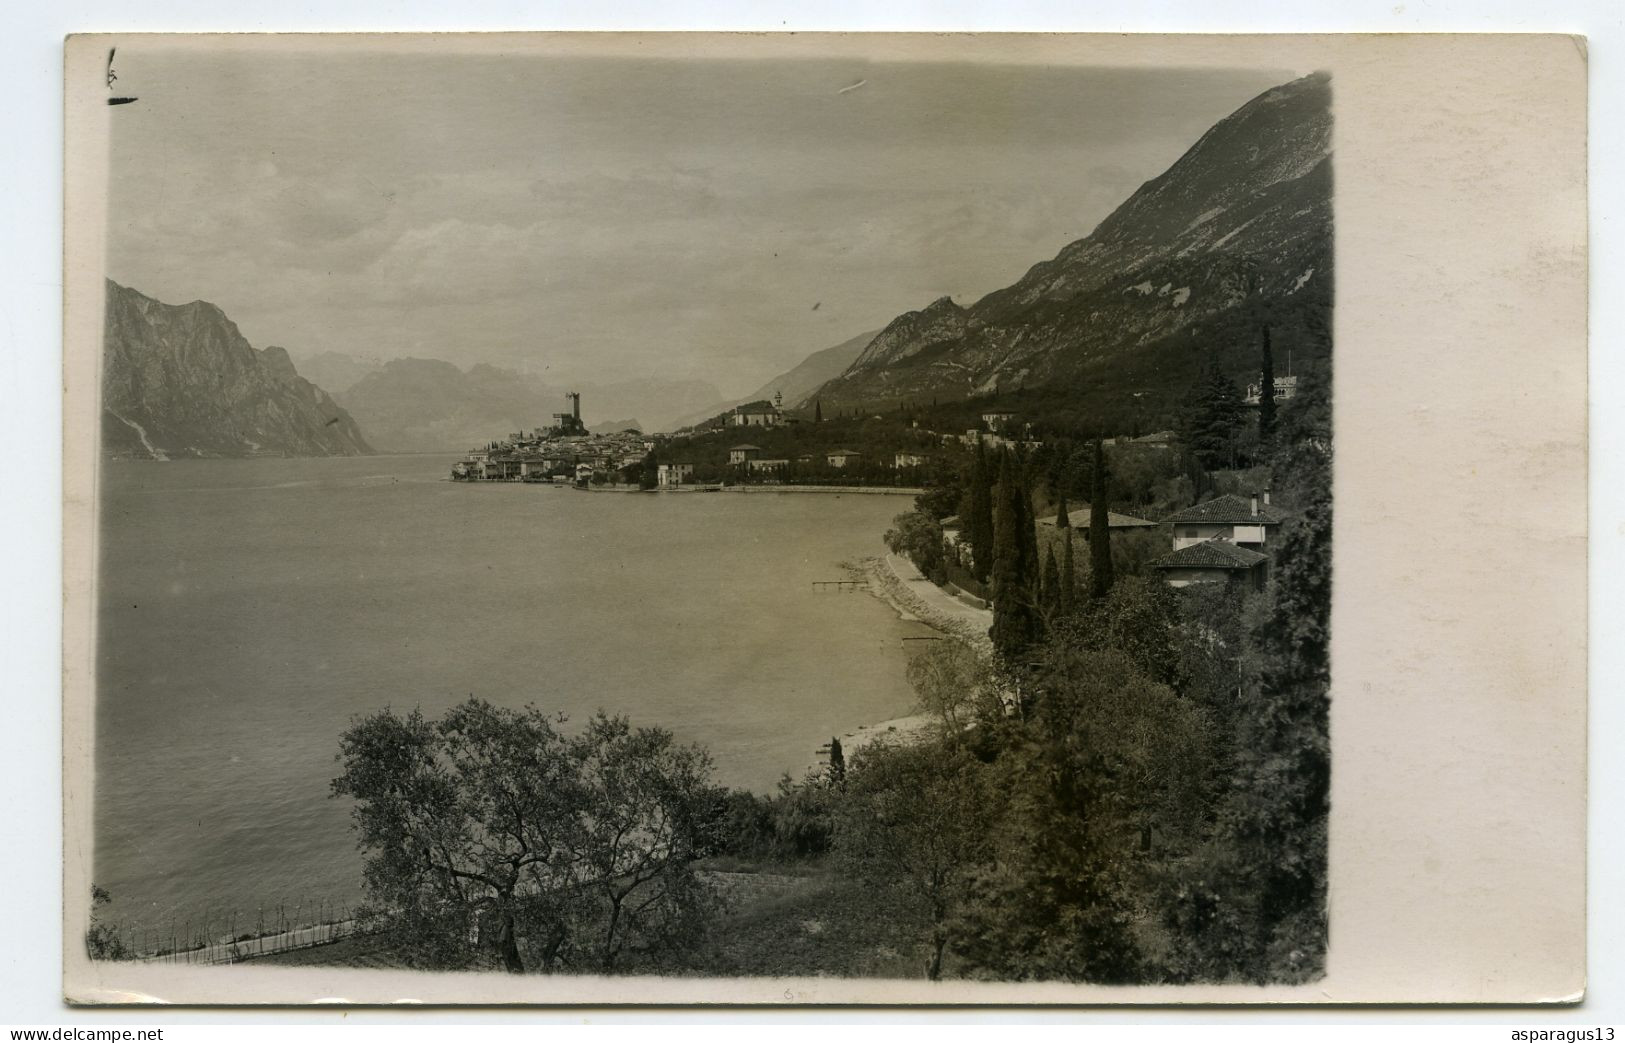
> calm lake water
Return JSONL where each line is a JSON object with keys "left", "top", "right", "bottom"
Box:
{"left": 94, "top": 455, "right": 927, "bottom": 930}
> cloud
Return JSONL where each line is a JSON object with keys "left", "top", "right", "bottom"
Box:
{"left": 106, "top": 53, "right": 1291, "bottom": 390}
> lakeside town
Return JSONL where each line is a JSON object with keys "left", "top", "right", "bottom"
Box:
{"left": 448, "top": 372, "right": 1303, "bottom": 594}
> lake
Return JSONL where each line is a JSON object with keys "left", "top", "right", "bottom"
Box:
{"left": 93, "top": 455, "right": 929, "bottom": 934}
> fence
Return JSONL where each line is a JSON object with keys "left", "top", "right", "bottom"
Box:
{"left": 100, "top": 896, "right": 362, "bottom": 966}
{"left": 140, "top": 918, "right": 360, "bottom": 966}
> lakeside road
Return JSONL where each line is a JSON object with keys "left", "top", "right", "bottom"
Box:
{"left": 870, "top": 553, "right": 995, "bottom": 657}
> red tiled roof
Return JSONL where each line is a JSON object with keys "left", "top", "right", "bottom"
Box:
{"left": 1164, "top": 493, "right": 1285, "bottom": 526}
{"left": 1153, "top": 540, "right": 1268, "bottom": 570}
{"left": 1037, "top": 507, "right": 1157, "bottom": 529}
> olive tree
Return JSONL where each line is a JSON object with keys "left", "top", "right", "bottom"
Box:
{"left": 905, "top": 640, "right": 999, "bottom": 741}
{"left": 833, "top": 739, "right": 994, "bottom": 981}
{"left": 331, "top": 698, "right": 720, "bottom": 974}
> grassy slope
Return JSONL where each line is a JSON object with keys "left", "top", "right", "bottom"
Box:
{"left": 252, "top": 860, "right": 937, "bottom": 980}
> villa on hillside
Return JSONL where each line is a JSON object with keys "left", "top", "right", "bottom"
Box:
{"left": 1152, "top": 491, "right": 1286, "bottom": 589}
{"left": 826, "top": 449, "right": 862, "bottom": 469}
{"left": 981, "top": 411, "right": 1017, "bottom": 433}
{"left": 961, "top": 430, "right": 1016, "bottom": 450}
{"left": 1154, "top": 540, "right": 1271, "bottom": 590}
{"left": 728, "top": 401, "right": 782, "bottom": 428}
{"left": 1244, "top": 375, "right": 1300, "bottom": 406}
{"left": 1165, "top": 492, "right": 1284, "bottom": 550}
{"left": 746, "top": 457, "right": 789, "bottom": 473}
{"left": 728, "top": 444, "right": 762, "bottom": 465}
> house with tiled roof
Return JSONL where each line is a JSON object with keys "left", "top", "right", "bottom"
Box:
{"left": 1037, "top": 507, "right": 1157, "bottom": 531}
{"left": 1164, "top": 492, "right": 1284, "bottom": 551}
{"left": 728, "top": 444, "right": 763, "bottom": 465}
{"left": 1153, "top": 539, "right": 1270, "bottom": 590}
{"left": 826, "top": 449, "right": 862, "bottom": 469}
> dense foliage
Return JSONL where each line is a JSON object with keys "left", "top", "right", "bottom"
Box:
{"left": 331, "top": 700, "right": 721, "bottom": 973}
{"left": 814, "top": 366, "right": 1332, "bottom": 984}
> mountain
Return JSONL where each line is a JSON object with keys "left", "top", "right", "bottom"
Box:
{"left": 334, "top": 360, "right": 715, "bottom": 451}
{"left": 666, "top": 327, "right": 880, "bottom": 431}
{"left": 101, "top": 280, "right": 372, "bottom": 459}
{"left": 289, "top": 350, "right": 385, "bottom": 396}
{"left": 336, "top": 358, "right": 551, "bottom": 453}
{"left": 811, "top": 72, "right": 1333, "bottom": 421}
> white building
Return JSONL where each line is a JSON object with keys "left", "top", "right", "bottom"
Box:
{"left": 728, "top": 401, "right": 782, "bottom": 428}
{"left": 1244, "top": 375, "right": 1300, "bottom": 406}
{"left": 1164, "top": 492, "right": 1284, "bottom": 550}
{"left": 657, "top": 462, "right": 694, "bottom": 487}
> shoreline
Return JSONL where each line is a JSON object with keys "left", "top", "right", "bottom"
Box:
{"left": 717, "top": 485, "right": 924, "bottom": 496}
{"left": 451, "top": 482, "right": 926, "bottom": 496}
{"left": 853, "top": 553, "right": 995, "bottom": 659}
{"left": 794, "top": 550, "right": 995, "bottom": 779}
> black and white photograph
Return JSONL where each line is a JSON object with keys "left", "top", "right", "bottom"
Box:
{"left": 58, "top": 33, "right": 1585, "bottom": 1006}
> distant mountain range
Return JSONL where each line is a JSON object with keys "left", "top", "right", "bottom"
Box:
{"left": 665, "top": 327, "right": 881, "bottom": 431}
{"left": 102, "top": 280, "right": 371, "bottom": 459}
{"left": 309, "top": 355, "right": 719, "bottom": 450}
{"left": 809, "top": 72, "right": 1333, "bottom": 418}
{"left": 290, "top": 350, "right": 388, "bottom": 398}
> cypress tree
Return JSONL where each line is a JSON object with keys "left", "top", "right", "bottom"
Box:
{"left": 1055, "top": 492, "right": 1071, "bottom": 530}
{"left": 1258, "top": 324, "right": 1278, "bottom": 444}
{"left": 990, "top": 452, "right": 1034, "bottom": 660}
{"left": 967, "top": 441, "right": 996, "bottom": 585}
{"left": 1089, "top": 438, "right": 1115, "bottom": 599}
{"left": 1015, "top": 462, "right": 1039, "bottom": 595}
{"left": 815, "top": 399, "right": 823, "bottom": 423}
{"left": 1042, "top": 545, "right": 1061, "bottom": 621}
{"left": 1060, "top": 528, "right": 1076, "bottom": 616}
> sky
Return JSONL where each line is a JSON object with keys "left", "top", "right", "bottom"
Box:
{"left": 105, "top": 41, "right": 1292, "bottom": 397}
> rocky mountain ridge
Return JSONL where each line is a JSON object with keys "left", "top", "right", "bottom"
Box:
{"left": 666, "top": 326, "right": 881, "bottom": 431}
{"left": 812, "top": 72, "right": 1333, "bottom": 416}
{"left": 101, "top": 280, "right": 372, "bottom": 459}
